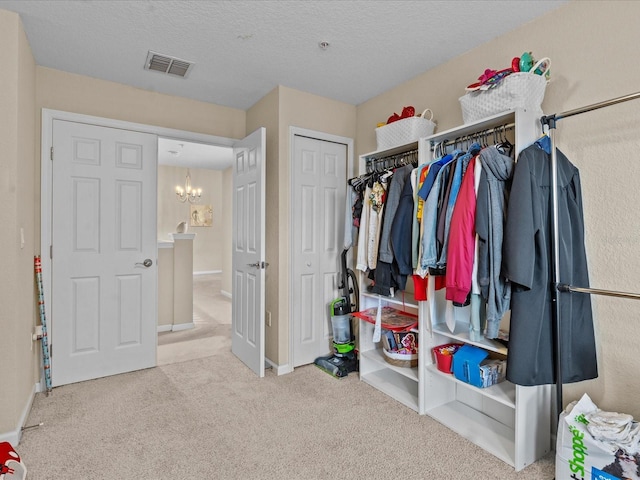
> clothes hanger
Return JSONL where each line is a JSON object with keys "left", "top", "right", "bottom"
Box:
{"left": 496, "top": 125, "right": 514, "bottom": 157}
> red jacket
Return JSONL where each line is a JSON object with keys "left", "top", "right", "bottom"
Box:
{"left": 445, "top": 156, "right": 477, "bottom": 303}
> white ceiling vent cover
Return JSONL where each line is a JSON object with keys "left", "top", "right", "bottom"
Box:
{"left": 144, "top": 51, "right": 194, "bottom": 78}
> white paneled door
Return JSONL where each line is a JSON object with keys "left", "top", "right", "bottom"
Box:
{"left": 232, "top": 128, "right": 266, "bottom": 377}
{"left": 292, "top": 135, "right": 347, "bottom": 366}
{"left": 51, "top": 120, "right": 157, "bottom": 386}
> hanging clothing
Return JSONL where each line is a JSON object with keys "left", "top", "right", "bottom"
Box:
{"left": 366, "top": 177, "right": 389, "bottom": 270}
{"left": 379, "top": 164, "right": 413, "bottom": 264}
{"left": 412, "top": 163, "right": 430, "bottom": 271}
{"left": 503, "top": 144, "right": 598, "bottom": 386}
{"left": 356, "top": 184, "right": 372, "bottom": 272}
{"left": 475, "top": 146, "right": 514, "bottom": 339}
{"left": 390, "top": 167, "right": 417, "bottom": 290}
{"left": 437, "top": 144, "right": 480, "bottom": 271}
{"left": 419, "top": 155, "right": 456, "bottom": 272}
{"left": 343, "top": 184, "right": 358, "bottom": 250}
{"left": 445, "top": 156, "right": 478, "bottom": 304}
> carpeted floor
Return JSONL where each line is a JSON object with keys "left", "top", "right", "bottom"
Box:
{"left": 157, "top": 273, "right": 231, "bottom": 366}
{"left": 16, "top": 273, "right": 556, "bottom": 479}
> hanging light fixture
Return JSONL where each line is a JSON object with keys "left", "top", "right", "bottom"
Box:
{"left": 175, "top": 168, "right": 202, "bottom": 203}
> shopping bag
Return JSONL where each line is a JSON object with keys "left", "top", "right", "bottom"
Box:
{"left": 556, "top": 394, "right": 640, "bottom": 480}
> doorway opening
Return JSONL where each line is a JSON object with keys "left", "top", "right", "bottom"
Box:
{"left": 156, "top": 137, "right": 234, "bottom": 365}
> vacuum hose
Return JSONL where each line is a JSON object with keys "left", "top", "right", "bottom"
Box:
{"left": 339, "top": 248, "right": 359, "bottom": 313}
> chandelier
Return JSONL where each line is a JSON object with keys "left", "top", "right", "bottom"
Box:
{"left": 175, "top": 169, "right": 201, "bottom": 203}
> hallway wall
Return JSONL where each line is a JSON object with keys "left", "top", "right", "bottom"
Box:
{"left": 158, "top": 165, "right": 225, "bottom": 273}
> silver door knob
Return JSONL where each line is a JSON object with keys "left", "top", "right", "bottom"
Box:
{"left": 135, "top": 259, "right": 153, "bottom": 268}
{"left": 247, "top": 262, "right": 269, "bottom": 269}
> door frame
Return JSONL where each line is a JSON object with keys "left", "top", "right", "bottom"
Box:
{"left": 40, "top": 108, "right": 238, "bottom": 387}
{"left": 287, "top": 127, "right": 354, "bottom": 372}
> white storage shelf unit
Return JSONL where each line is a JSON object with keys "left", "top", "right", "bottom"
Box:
{"left": 357, "top": 296, "right": 420, "bottom": 413}
{"left": 357, "top": 108, "right": 552, "bottom": 472}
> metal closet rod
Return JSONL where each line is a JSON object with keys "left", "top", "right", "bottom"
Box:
{"left": 542, "top": 91, "right": 640, "bottom": 126}
{"left": 431, "top": 122, "right": 515, "bottom": 151}
{"left": 366, "top": 148, "right": 418, "bottom": 172}
{"left": 558, "top": 284, "right": 640, "bottom": 300}
{"left": 543, "top": 89, "right": 640, "bottom": 301}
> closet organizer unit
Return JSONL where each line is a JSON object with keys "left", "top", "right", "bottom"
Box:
{"left": 357, "top": 108, "right": 551, "bottom": 471}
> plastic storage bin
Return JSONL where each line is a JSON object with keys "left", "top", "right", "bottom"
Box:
{"left": 452, "top": 344, "right": 506, "bottom": 388}
{"left": 432, "top": 343, "right": 463, "bottom": 374}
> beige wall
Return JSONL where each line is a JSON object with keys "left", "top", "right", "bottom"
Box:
{"left": 221, "top": 166, "right": 233, "bottom": 296}
{"left": 36, "top": 67, "right": 246, "bottom": 139}
{"left": 247, "top": 85, "right": 357, "bottom": 366}
{"left": 246, "top": 87, "right": 280, "bottom": 362}
{"left": 35, "top": 66, "right": 246, "bottom": 249}
{"left": 158, "top": 166, "right": 224, "bottom": 272}
{"left": 157, "top": 246, "right": 175, "bottom": 328}
{"left": 357, "top": 0, "right": 640, "bottom": 417}
{"left": 0, "top": 9, "right": 37, "bottom": 440}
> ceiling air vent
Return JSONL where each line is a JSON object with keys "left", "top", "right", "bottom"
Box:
{"left": 144, "top": 51, "right": 194, "bottom": 78}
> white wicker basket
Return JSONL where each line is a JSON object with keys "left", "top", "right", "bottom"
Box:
{"left": 459, "top": 73, "right": 548, "bottom": 124}
{"left": 375, "top": 109, "right": 435, "bottom": 151}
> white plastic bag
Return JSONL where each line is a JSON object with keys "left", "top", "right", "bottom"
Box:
{"left": 556, "top": 393, "right": 640, "bottom": 480}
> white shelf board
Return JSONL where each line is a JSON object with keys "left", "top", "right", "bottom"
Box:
{"left": 361, "top": 291, "right": 418, "bottom": 310}
{"left": 362, "top": 140, "right": 419, "bottom": 159}
{"left": 432, "top": 321, "right": 507, "bottom": 355}
{"left": 360, "top": 368, "right": 419, "bottom": 412}
{"left": 361, "top": 348, "right": 418, "bottom": 382}
{"left": 426, "top": 365, "right": 516, "bottom": 408}
{"left": 426, "top": 401, "right": 516, "bottom": 468}
{"left": 424, "top": 110, "right": 517, "bottom": 144}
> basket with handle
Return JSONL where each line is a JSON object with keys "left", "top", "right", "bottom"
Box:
{"left": 459, "top": 71, "right": 548, "bottom": 124}
{"left": 375, "top": 108, "right": 435, "bottom": 151}
{"left": 383, "top": 347, "right": 418, "bottom": 368}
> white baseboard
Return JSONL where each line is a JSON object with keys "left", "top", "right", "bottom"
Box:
{"left": 265, "top": 358, "right": 293, "bottom": 376}
{"left": 193, "top": 270, "right": 222, "bottom": 276}
{"left": 0, "top": 382, "right": 37, "bottom": 447}
{"left": 158, "top": 323, "right": 195, "bottom": 333}
{"left": 172, "top": 322, "right": 195, "bottom": 332}
{"left": 220, "top": 290, "right": 232, "bottom": 299}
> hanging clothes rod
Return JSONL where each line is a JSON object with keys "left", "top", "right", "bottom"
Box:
{"left": 542, "top": 91, "right": 640, "bottom": 126}
{"left": 430, "top": 122, "right": 515, "bottom": 151}
{"left": 365, "top": 148, "right": 418, "bottom": 173}
{"left": 541, "top": 89, "right": 640, "bottom": 422}
{"left": 558, "top": 284, "right": 640, "bottom": 300}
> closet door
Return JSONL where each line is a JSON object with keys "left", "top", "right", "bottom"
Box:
{"left": 291, "top": 135, "right": 348, "bottom": 366}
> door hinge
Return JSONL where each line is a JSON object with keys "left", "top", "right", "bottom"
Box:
{"left": 50, "top": 245, "right": 53, "bottom": 259}
{"left": 50, "top": 344, "right": 52, "bottom": 358}
{"left": 50, "top": 146, "right": 53, "bottom": 161}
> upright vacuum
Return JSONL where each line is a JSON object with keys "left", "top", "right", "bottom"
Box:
{"left": 314, "top": 248, "right": 359, "bottom": 378}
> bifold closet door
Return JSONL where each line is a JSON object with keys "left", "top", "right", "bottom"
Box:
{"left": 291, "top": 135, "right": 348, "bottom": 366}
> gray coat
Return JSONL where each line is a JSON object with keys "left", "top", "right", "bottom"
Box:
{"left": 475, "top": 146, "right": 513, "bottom": 338}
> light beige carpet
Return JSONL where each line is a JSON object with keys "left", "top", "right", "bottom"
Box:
{"left": 157, "top": 273, "right": 231, "bottom": 366}
{"left": 17, "top": 273, "right": 556, "bottom": 479}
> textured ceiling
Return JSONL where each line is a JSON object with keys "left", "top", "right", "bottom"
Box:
{"left": 0, "top": 0, "right": 567, "bottom": 111}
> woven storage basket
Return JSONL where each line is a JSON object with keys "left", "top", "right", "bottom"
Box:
{"left": 459, "top": 73, "right": 548, "bottom": 124}
{"left": 376, "top": 109, "right": 435, "bottom": 151}
{"left": 383, "top": 348, "right": 418, "bottom": 368}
